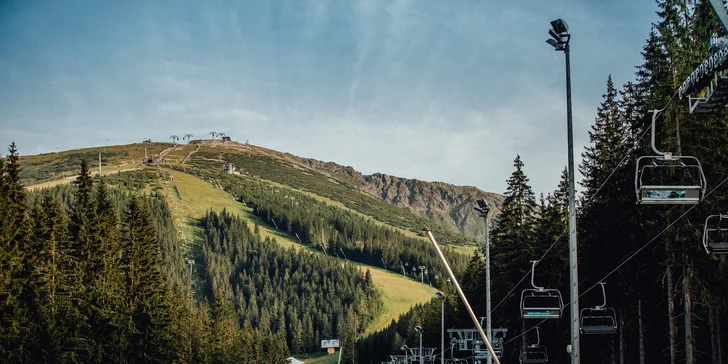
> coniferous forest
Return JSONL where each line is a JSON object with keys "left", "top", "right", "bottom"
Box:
{"left": 5, "top": 1, "right": 728, "bottom": 364}
{"left": 357, "top": 2, "right": 728, "bottom": 364}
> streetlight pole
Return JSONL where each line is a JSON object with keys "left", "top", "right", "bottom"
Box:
{"left": 546, "top": 18, "right": 580, "bottom": 364}
{"left": 415, "top": 326, "right": 423, "bottom": 364}
{"left": 474, "top": 199, "right": 492, "bottom": 364}
{"left": 435, "top": 292, "right": 445, "bottom": 364}
{"left": 401, "top": 345, "right": 408, "bottom": 363}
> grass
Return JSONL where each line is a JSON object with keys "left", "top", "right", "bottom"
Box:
{"left": 164, "top": 169, "right": 436, "bottom": 338}
{"left": 302, "top": 352, "right": 341, "bottom": 364}
{"left": 19, "top": 142, "right": 175, "bottom": 185}
{"left": 164, "top": 169, "right": 299, "bottom": 248}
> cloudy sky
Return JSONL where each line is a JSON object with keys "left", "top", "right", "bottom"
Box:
{"left": 0, "top": 0, "right": 659, "bottom": 195}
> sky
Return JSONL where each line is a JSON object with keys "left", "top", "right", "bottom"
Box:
{"left": 0, "top": 0, "right": 659, "bottom": 196}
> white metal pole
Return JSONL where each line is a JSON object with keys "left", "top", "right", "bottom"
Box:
{"left": 485, "top": 212, "right": 492, "bottom": 364}
{"left": 423, "top": 227, "right": 501, "bottom": 364}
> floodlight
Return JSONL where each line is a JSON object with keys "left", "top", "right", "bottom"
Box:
{"left": 434, "top": 291, "right": 445, "bottom": 300}
{"left": 474, "top": 199, "right": 490, "bottom": 215}
{"left": 546, "top": 39, "right": 559, "bottom": 49}
{"left": 550, "top": 19, "right": 569, "bottom": 34}
{"left": 550, "top": 29, "right": 562, "bottom": 42}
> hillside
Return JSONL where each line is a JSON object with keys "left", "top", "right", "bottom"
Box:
{"left": 18, "top": 140, "right": 500, "bottom": 245}
{"left": 279, "top": 153, "right": 504, "bottom": 241}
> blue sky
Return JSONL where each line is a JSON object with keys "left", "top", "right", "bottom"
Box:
{"left": 0, "top": 0, "right": 658, "bottom": 195}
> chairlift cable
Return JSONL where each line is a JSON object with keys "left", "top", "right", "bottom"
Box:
{"left": 504, "top": 172, "right": 728, "bottom": 346}
{"left": 492, "top": 122, "right": 652, "bottom": 314}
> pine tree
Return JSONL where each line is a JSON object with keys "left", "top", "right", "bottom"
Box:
{"left": 490, "top": 155, "right": 538, "bottom": 331}
{"left": 0, "top": 143, "right": 34, "bottom": 362}
{"left": 120, "top": 195, "right": 175, "bottom": 363}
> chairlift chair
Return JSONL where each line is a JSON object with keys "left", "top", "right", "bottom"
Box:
{"left": 580, "top": 282, "right": 617, "bottom": 335}
{"left": 703, "top": 214, "right": 728, "bottom": 254}
{"left": 635, "top": 110, "right": 707, "bottom": 205}
{"left": 519, "top": 327, "right": 549, "bottom": 364}
{"left": 521, "top": 261, "right": 564, "bottom": 319}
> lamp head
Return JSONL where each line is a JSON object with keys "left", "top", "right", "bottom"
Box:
{"left": 550, "top": 19, "right": 569, "bottom": 34}
{"left": 546, "top": 39, "right": 559, "bottom": 48}
{"left": 434, "top": 291, "right": 445, "bottom": 300}
{"left": 415, "top": 325, "right": 422, "bottom": 333}
{"left": 401, "top": 345, "right": 408, "bottom": 351}
{"left": 474, "top": 199, "right": 490, "bottom": 215}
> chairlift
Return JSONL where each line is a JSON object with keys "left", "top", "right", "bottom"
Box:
{"left": 580, "top": 282, "right": 617, "bottom": 335}
{"left": 521, "top": 261, "right": 563, "bottom": 319}
{"left": 703, "top": 214, "right": 728, "bottom": 254}
{"left": 519, "top": 327, "right": 548, "bottom": 364}
{"left": 635, "top": 110, "right": 706, "bottom": 205}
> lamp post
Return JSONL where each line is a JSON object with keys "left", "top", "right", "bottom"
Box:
{"left": 546, "top": 18, "right": 580, "bottom": 364}
{"left": 474, "top": 199, "right": 492, "bottom": 364}
{"left": 434, "top": 291, "right": 445, "bottom": 364}
{"left": 415, "top": 326, "right": 423, "bottom": 364}
{"left": 401, "top": 345, "right": 408, "bottom": 363}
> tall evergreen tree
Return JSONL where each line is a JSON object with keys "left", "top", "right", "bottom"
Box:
{"left": 120, "top": 195, "right": 175, "bottom": 363}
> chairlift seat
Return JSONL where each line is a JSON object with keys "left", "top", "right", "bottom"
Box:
{"left": 580, "top": 307, "right": 618, "bottom": 335}
{"left": 635, "top": 156, "right": 706, "bottom": 205}
{"left": 708, "top": 242, "right": 728, "bottom": 254}
{"left": 703, "top": 215, "right": 728, "bottom": 254}
{"left": 519, "top": 346, "right": 548, "bottom": 364}
{"left": 521, "top": 289, "right": 563, "bottom": 319}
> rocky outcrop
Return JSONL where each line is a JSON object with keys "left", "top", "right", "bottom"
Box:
{"left": 281, "top": 153, "right": 503, "bottom": 240}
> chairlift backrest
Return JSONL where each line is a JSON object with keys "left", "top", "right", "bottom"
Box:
{"left": 519, "top": 327, "right": 548, "bottom": 364}
{"left": 635, "top": 155, "right": 706, "bottom": 205}
{"left": 521, "top": 261, "right": 563, "bottom": 319}
{"left": 580, "top": 282, "right": 617, "bottom": 335}
{"left": 703, "top": 214, "right": 728, "bottom": 254}
{"left": 635, "top": 109, "right": 707, "bottom": 205}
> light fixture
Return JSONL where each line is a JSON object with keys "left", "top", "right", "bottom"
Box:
{"left": 550, "top": 19, "right": 569, "bottom": 34}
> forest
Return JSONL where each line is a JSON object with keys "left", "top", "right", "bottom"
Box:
{"left": 0, "top": 153, "right": 385, "bottom": 363}
{"left": 356, "top": 1, "right": 728, "bottom": 363}
{"left": 177, "top": 165, "right": 472, "bottom": 283}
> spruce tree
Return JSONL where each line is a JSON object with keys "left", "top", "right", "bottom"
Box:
{"left": 490, "top": 155, "right": 538, "bottom": 330}
{"left": 120, "top": 195, "right": 175, "bottom": 363}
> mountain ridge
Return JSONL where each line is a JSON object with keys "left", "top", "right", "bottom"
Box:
{"left": 280, "top": 152, "right": 504, "bottom": 240}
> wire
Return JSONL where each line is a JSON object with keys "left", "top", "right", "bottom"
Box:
{"left": 492, "top": 120, "right": 652, "bottom": 313}
{"left": 504, "top": 172, "right": 728, "bottom": 346}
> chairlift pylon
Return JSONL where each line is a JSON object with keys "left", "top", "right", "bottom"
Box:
{"left": 703, "top": 214, "right": 728, "bottom": 254}
{"left": 520, "top": 260, "right": 564, "bottom": 319}
{"left": 635, "top": 110, "right": 706, "bottom": 205}
{"left": 519, "top": 326, "right": 548, "bottom": 364}
{"left": 579, "top": 282, "right": 617, "bottom": 335}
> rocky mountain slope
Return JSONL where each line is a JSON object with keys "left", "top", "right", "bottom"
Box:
{"left": 282, "top": 153, "right": 504, "bottom": 241}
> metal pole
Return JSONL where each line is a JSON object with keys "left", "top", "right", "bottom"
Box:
{"left": 419, "top": 332, "right": 423, "bottom": 364}
{"left": 565, "top": 42, "right": 581, "bottom": 364}
{"left": 485, "top": 213, "right": 492, "bottom": 364}
{"left": 441, "top": 299, "right": 445, "bottom": 364}
{"left": 423, "top": 227, "right": 501, "bottom": 364}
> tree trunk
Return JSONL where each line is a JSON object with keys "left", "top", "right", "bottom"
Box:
{"left": 684, "top": 254, "right": 694, "bottom": 364}
{"left": 711, "top": 304, "right": 719, "bottom": 364}
{"left": 711, "top": 303, "right": 723, "bottom": 364}
{"left": 639, "top": 300, "right": 646, "bottom": 364}
{"left": 619, "top": 307, "right": 626, "bottom": 364}
{"left": 667, "top": 240, "right": 677, "bottom": 364}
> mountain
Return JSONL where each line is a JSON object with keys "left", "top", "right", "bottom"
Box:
{"left": 282, "top": 153, "right": 504, "bottom": 241}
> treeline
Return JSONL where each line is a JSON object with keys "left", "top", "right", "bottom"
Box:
{"left": 0, "top": 152, "right": 289, "bottom": 363}
{"left": 198, "top": 209, "right": 382, "bottom": 356}
{"left": 359, "top": 1, "right": 728, "bottom": 363}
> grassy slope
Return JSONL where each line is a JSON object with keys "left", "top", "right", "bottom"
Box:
{"left": 163, "top": 169, "right": 436, "bottom": 337}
